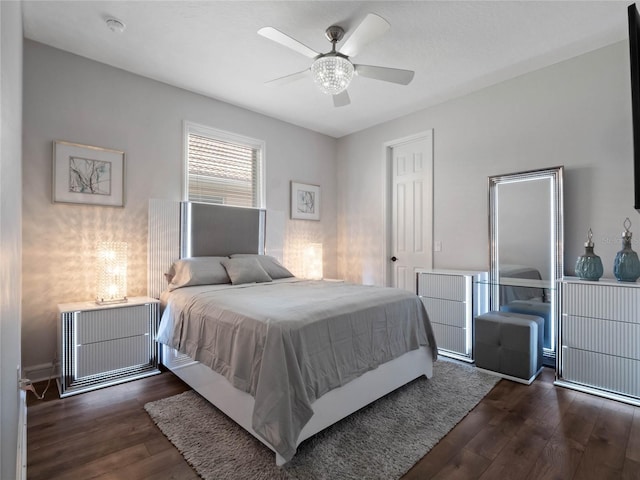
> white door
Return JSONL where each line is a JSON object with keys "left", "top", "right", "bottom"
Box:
{"left": 391, "top": 135, "right": 433, "bottom": 291}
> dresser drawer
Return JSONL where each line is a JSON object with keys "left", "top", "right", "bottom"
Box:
{"left": 74, "top": 304, "right": 151, "bottom": 343}
{"left": 562, "top": 282, "right": 640, "bottom": 323}
{"left": 77, "top": 335, "right": 151, "bottom": 378}
{"left": 431, "top": 323, "right": 468, "bottom": 356}
{"left": 563, "top": 315, "right": 640, "bottom": 361}
{"left": 417, "top": 273, "right": 468, "bottom": 301}
{"left": 562, "top": 347, "right": 640, "bottom": 398}
{"left": 420, "top": 297, "right": 467, "bottom": 328}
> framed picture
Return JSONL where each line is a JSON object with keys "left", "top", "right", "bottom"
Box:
{"left": 291, "top": 181, "right": 320, "bottom": 220}
{"left": 53, "top": 141, "right": 125, "bottom": 207}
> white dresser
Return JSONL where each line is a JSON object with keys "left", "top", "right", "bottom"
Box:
{"left": 416, "top": 269, "right": 487, "bottom": 362}
{"left": 57, "top": 296, "right": 160, "bottom": 397}
{"left": 556, "top": 277, "right": 640, "bottom": 406}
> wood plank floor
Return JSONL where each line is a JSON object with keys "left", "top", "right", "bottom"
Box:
{"left": 27, "top": 366, "right": 640, "bottom": 479}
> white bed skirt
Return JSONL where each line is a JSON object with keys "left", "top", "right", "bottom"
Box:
{"left": 161, "top": 343, "right": 434, "bottom": 465}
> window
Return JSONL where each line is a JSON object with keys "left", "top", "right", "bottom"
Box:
{"left": 184, "top": 122, "right": 265, "bottom": 208}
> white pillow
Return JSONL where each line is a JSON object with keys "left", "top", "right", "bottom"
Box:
{"left": 229, "top": 254, "right": 294, "bottom": 279}
{"left": 167, "top": 257, "right": 230, "bottom": 291}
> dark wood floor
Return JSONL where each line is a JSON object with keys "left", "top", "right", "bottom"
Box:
{"left": 27, "top": 366, "right": 640, "bottom": 479}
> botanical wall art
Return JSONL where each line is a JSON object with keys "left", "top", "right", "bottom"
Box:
{"left": 52, "top": 140, "right": 125, "bottom": 207}
{"left": 290, "top": 181, "right": 320, "bottom": 220}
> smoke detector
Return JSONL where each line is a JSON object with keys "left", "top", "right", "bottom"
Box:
{"left": 105, "top": 17, "right": 126, "bottom": 33}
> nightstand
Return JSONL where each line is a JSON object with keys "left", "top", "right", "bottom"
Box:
{"left": 57, "top": 296, "right": 160, "bottom": 397}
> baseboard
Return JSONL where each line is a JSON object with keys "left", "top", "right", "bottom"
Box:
{"left": 23, "top": 362, "right": 58, "bottom": 383}
{"left": 17, "top": 389, "right": 26, "bottom": 480}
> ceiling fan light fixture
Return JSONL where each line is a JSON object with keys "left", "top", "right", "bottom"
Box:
{"left": 311, "top": 55, "right": 354, "bottom": 95}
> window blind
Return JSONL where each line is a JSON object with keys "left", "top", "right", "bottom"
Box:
{"left": 187, "top": 131, "right": 262, "bottom": 208}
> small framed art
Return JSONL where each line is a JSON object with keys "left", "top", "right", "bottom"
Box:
{"left": 291, "top": 181, "right": 320, "bottom": 221}
{"left": 52, "top": 140, "right": 125, "bottom": 207}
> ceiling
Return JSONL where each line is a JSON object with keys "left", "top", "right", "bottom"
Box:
{"left": 22, "top": 1, "right": 631, "bottom": 138}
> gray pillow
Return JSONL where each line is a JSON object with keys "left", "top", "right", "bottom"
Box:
{"left": 168, "top": 257, "right": 230, "bottom": 291}
{"left": 221, "top": 257, "right": 273, "bottom": 285}
{"left": 230, "top": 254, "right": 294, "bottom": 279}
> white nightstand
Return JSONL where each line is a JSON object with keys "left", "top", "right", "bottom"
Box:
{"left": 57, "top": 296, "right": 160, "bottom": 397}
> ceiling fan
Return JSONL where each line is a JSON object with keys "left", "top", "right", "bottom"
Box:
{"left": 258, "top": 13, "right": 415, "bottom": 107}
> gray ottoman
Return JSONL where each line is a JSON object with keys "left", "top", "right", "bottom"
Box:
{"left": 500, "top": 300, "right": 552, "bottom": 349}
{"left": 474, "top": 311, "right": 544, "bottom": 384}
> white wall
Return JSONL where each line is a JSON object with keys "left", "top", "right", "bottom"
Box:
{"left": 337, "top": 41, "right": 636, "bottom": 286}
{"left": 1, "top": 2, "right": 23, "bottom": 478}
{"left": 22, "top": 40, "right": 337, "bottom": 375}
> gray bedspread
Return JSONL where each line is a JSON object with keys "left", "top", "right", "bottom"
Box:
{"left": 157, "top": 278, "right": 437, "bottom": 461}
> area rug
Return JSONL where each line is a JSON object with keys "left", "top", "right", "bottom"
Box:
{"left": 144, "top": 359, "right": 499, "bottom": 480}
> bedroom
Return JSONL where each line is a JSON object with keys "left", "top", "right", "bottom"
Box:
{"left": 2, "top": 1, "right": 639, "bottom": 479}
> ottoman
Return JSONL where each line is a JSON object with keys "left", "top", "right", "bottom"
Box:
{"left": 474, "top": 311, "right": 544, "bottom": 384}
{"left": 500, "top": 300, "right": 552, "bottom": 350}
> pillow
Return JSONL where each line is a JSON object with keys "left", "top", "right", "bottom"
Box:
{"left": 167, "top": 257, "right": 231, "bottom": 291}
{"left": 221, "top": 257, "right": 273, "bottom": 285}
{"left": 229, "top": 254, "right": 294, "bottom": 279}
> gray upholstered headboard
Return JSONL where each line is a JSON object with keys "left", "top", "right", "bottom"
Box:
{"left": 148, "top": 200, "right": 266, "bottom": 298}
{"left": 180, "top": 202, "right": 265, "bottom": 257}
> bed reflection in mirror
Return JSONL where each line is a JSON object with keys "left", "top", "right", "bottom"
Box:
{"left": 489, "top": 167, "right": 563, "bottom": 357}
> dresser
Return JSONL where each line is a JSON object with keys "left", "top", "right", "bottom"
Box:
{"left": 556, "top": 277, "right": 640, "bottom": 406}
{"left": 416, "top": 269, "right": 488, "bottom": 362}
{"left": 57, "top": 296, "right": 160, "bottom": 397}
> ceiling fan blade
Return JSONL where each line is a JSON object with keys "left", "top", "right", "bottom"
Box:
{"left": 354, "top": 64, "right": 415, "bottom": 85}
{"left": 333, "top": 90, "right": 350, "bottom": 107}
{"left": 339, "top": 13, "right": 390, "bottom": 58}
{"left": 265, "top": 69, "right": 310, "bottom": 86}
{"left": 258, "top": 27, "right": 319, "bottom": 59}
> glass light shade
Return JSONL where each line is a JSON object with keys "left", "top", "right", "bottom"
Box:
{"left": 96, "top": 241, "right": 128, "bottom": 304}
{"left": 311, "top": 55, "right": 354, "bottom": 95}
{"left": 302, "top": 243, "right": 323, "bottom": 280}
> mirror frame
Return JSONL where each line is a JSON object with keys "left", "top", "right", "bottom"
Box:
{"left": 488, "top": 166, "right": 564, "bottom": 356}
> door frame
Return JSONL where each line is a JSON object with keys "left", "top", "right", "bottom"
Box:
{"left": 382, "top": 129, "right": 434, "bottom": 287}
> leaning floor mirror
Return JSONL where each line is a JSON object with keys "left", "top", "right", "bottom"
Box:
{"left": 488, "top": 166, "right": 564, "bottom": 364}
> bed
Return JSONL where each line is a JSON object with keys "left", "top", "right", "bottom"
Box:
{"left": 148, "top": 200, "right": 437, "bottom": 465}
{"left": 498, "top": 264, "right": 546, "bottom": 303}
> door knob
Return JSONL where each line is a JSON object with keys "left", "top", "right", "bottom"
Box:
{"left": 391, "top": 256, "right": 398, "bottom": 262}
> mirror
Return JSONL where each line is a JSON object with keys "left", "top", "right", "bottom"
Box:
{"left": 489, "top": 166, "right": 564, "bottom": 360}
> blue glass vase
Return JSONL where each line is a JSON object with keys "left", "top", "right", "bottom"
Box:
{"left": 575, "top": 228, "right": 603, "bottom": 281}
{"left": 614, "top": 218, "right": 640, "bottom": 282}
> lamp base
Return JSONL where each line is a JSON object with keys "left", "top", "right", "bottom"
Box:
{"left": 95, "top": 297, "right": 128, "bottom": 306}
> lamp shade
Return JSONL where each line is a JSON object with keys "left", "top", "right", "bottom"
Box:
{"left": 302, "top": 243, "right": 323, "bottom": 280}
{"left": 311, "top": 55, "right": 354, "bottom": 95}
{"left": 96, "top": 241, "right": 128, "bottom": 304}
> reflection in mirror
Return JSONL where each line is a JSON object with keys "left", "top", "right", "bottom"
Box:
{"left": 497, "top": 180, "right": 551, "bottom": 282}
{"left": 489, "top": 166, "right": 564, "bottom": 359}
